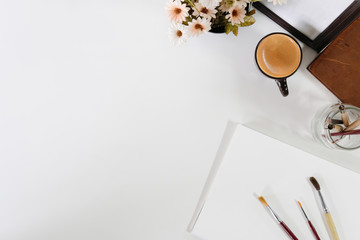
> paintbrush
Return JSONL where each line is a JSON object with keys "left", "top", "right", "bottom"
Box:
{"left": 331, "top": 119, "right": 343, "bottom": 125}
{"left": 309, "top": 177, "right": 339, "bottom": 240}
{"left": 339, "top": 104, "right": 350, "bottom": 127}
{"left": 330, "top": 129, "right": 360, "bottom": 137}
{"left": 344, "top": 118, "right": 360, "bottom": 132}
{"left": 328, "top": 124, "right": 343, "bottom": 132}
{"left": 297, "top": 200, "right": 321, "bottom": 240}
{"left": 258, "top": 196, "right": 299, "bottom": 240}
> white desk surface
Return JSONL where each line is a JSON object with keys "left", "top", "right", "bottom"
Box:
{"left": 0, "top": 1, "right": 354, "bottom": 240}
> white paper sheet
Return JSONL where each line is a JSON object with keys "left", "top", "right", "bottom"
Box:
{"left": 262, "top": 0, "right": 354, "bottom": 40}
{"left": 191, "top": 125, "right": 360, "bottom": 239}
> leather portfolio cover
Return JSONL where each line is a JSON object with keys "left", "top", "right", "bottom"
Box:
{"left": 308, "top": 17, "right": 360, "bottom": 107}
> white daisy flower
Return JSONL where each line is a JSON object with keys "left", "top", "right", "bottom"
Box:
{"left": 167, "top": 0, "right": 190, "bottom": 24}
{"left": 234, "top": 0, "right": 249, "bottom": 8}
{"left": 188, "top": 18, "right": 211, "bottom": 37}
{"left": 193, "top": 2, "right": 217, "bottom": 19}
{"left": 267, "top": 0, "right": 287, "bottom": 5}
{"left": 199, "top": 0, "right": 222, "bottom": 9}
{"left": 218, "top": 0, "right": 231, "bottom": 12}
{"left": 226, "top": 5, "right": 246, "bottom": 25}
{"left": 169, "top": 24, "right": 188, "bottom": 45}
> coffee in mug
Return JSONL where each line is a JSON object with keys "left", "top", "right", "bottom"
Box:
{"left": 255, "top": 33, "right": 302, "bottom": 97}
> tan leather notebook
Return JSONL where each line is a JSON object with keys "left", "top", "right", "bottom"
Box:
{"left": 308, "top": 17, "right": 360, "bottom": 107}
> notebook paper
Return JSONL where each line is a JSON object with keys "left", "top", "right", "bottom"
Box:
{"left": 190, "top": 125, "right": 360, "bottom": 239}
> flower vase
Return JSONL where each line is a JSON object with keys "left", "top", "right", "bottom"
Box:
{"left": 209, "top": 25, "right": 226, "bottom": 33}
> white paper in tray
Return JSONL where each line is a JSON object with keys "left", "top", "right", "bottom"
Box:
{"left": 262, "top": 0, "right": 354, "bottom": 40}
{"left": 191, "top": 125, "right": 360, "bottom": 240}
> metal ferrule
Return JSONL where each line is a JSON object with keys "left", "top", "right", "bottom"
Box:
{"left": 339, "top": 104, "right": 345, "bottom": 113}
{"left": 267, "top": 206, "right": 282, "bottom": 223}
{"left": 300, "top": 206, "right": 309, "bottom": 221}
{"left": 318, "top": 190, "right": 329, "bottom": 213}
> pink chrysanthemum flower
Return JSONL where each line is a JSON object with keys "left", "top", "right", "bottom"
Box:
{"left": 193, "top": 2, "right": 217, "bottom": 19}
{"left": 188, "top": 18, "right": 211, "bottom": 37}
{"left": 167, "top": 0, "right": 190, "bottom": 24}
{"left": 169, "top": 24, "right": 188, "bottom": 45}
{"left": 226, "top": 5, "right": 246, "bottom": 25}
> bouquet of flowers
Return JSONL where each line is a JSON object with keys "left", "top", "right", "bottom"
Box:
{"left": 167, "top": 0, "right": 286, "bottom": 45}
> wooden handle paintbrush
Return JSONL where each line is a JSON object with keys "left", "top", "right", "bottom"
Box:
{"left": 339, "top": 104, "right": 350, "bottom": 127}
{"left": 325, "top": 212, "right": 339, "bottom": 240}
{"left": 328, "top": 124, "right": 343, "bottom": 132}
{"left": 344, "top": 118, "right": 360, "bottom": 132}
{"left": 310, "top": 177, "right": 339, "bottom": 240}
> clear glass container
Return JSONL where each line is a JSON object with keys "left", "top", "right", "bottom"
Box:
{"left": 311, "top": 103, "right": 360, "bottom": 150}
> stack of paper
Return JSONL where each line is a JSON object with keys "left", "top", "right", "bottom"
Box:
{"left": 189, "top": 124, "right": 360, "bottom": 239}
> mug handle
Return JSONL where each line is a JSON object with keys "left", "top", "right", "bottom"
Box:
{"left": 275, "top": 78, "right": 289, "bottom": 97}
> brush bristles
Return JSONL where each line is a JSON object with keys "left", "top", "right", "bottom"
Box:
{"left": 310, "top": 177, "right": 320, "bottom": 190}
{"left": 258, "top": 196, "right": 269, "bottom": 206}
{"left": 297, "top": 201, "right": 302, "bottom": 208}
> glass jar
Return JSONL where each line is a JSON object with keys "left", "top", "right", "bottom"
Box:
{"left": 311, "top": 103, "right": 360, "bottom": 150}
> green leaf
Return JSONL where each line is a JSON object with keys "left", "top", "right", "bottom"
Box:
{"left": 237, "top": 15, "right": 256, "bottom": 27}
{"left": 232, "top": 25, "right": 238, "bottom": 36}
{"left": 225, "top": 0, "right": 235, "bottom": 7}
{"left": 225, "top": 23, "right": 232, "bottom": 35}
{"left": 182, "top": 16, "right": 193, "bottom": 26}
{"left": 251, "top": 0, "right": 263, "bottom": 2}
{"left": 246, "top": 9, "right": 256, "bottom": 16}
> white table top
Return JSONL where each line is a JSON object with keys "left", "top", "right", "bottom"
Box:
{"left": 0, "top": 1, "right": 353, "bottom": 240}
